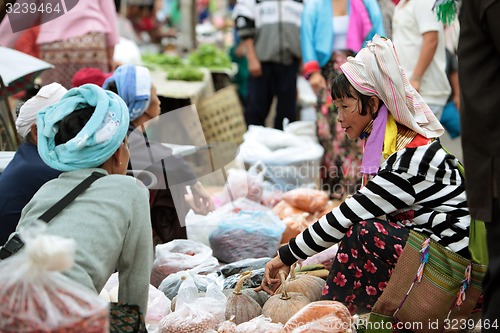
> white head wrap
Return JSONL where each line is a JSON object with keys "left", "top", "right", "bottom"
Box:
{"left": 16, "top": 83, "right": 68, "bottom": 138}
{"left": 340, "top": 35, "right": 444, "bottom": 138}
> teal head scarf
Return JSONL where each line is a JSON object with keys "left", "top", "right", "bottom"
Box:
{"left": 37, "top": 84, "right": 130, "bottom": 171}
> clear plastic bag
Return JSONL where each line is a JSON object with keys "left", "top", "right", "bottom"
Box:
{"left": 151, "top": 239, "right": 218, "bottom": 287}
{"left": 220, "top": 257, "right": 272, "bottom": 277}
{"left": 186, "top": 198, "right": 271, "bottom": 247}
{"left": 209, "top": 211, "right": 285, "bottom": 263}
{"left": 282, "top": 188, "right": 329, "bottom": 213}
{"left": 283, "top": 300, "right": 352, "bottom": 333}
{"left": 175, "top": 276, "right": 227, "bottom": 324}
{"left": 0, "top": 231, "right": 109, "bottom": 332}
{"left": 235, "top": 315, "right": 284, "bottom": 333}
{"left": 158, "top": 268, "right": 222, "bottom": 300}
{"left": 159, "top": 276, "right": 226, "bottom": 333}
{"left": 221, "top": 162, "right": 266, "bottom": 204}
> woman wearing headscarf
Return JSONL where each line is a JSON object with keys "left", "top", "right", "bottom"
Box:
{"left": 260, "top": 35, "right": 469, "bottom": 314}
{"left": 0, "top": 83, "right": 66, "bottom": 245}
{"left": 102, "top": 64, "right": 214, "bottom": 246}
{"left": 12, "top": 84, "right": 152, "bottom": 313}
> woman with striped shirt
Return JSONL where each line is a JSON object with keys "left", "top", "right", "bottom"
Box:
{"left": 261, "top": 35, "right": 470, "bottom": 314}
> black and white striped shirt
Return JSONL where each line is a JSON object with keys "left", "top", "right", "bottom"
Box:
{"left": 279, "top": 140, "right": 471, "bottom": 265}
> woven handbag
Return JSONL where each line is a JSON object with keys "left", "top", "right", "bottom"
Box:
{"left": 366, "top": 230, "right": 487, "bottom": 333}
{"left": 109, "top": 303, "right": 147, "bottom": 333}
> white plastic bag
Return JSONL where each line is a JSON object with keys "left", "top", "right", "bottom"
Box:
{"left": 159, "top": 276, "right": 226, "bottom": 332}
{"left": 186, "top": 197, "right": 272, "bottom": 247}
{"left": 239, "top": 126, "right": 324, "bottom": 189}
{"left": 158, "top": 268, "right": 222, "bottom": 300}
{"left": 101, "top": 272, "right": 171, "bottom": 326}
{"left": 0, "top": 231, "right": 109, "bottom": 332}
{"left": 175, "top": 276, "right": 227, "bottom": 324}
{"left": 235, "top": 315, "right": 284, "bottom": 333}
{"left": 159, "top": 303, "right": 217, "bottom": 333}
{"left": 151, "top": 239, "right": 218, "bottom": 287}
{"left": 220, "top": 162, "right": 266, "bottom": 204}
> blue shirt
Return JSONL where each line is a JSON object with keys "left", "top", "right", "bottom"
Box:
{"left": 0, "top": 142, "right": 61, "bottom": 245}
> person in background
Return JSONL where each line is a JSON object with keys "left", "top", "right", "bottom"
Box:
{"left": 229, "top": 32, "right": 249, "bottom": 108}
{"left": 233, "top": 0, "right": 303, "bottom": 130}
{"left": 457, "top": 0, "right": 500, "bottom": 328}
{"left": 301, "top": 0, "right": 385, "bottom": 198}
{"left": 392, "top": 0, "right": 451, "bottom": 119}
{"left": 126, "top": 0, "right": 167, "bottom": 44}
{"left": 0, "top": 83, "right": 66, "bottom": 246}
{"left": 377, "top": 0, "right": 395, "bottom": 39}
{"left": 0, "top": 0, "right": 120, "bottom": 89}
{"left": 10, "top": 84, "right": 152, "bottom": 313}
{"left": 103, "top": 64, "right": 214, "bottom": 246}
{"left": 440, "top": 47, "right": 461, "bottom": 139}
{"left": 72, "top": 68, "right": 112, "bottom": 88}
{"left": 261, "top": 36, "right": 470, "bottom": 315}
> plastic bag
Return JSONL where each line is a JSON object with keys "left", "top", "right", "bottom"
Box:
{"left": 186, "top": 198, "right": 272, "bottom": 247}
{"left": 146, "top": 285, "right": 171, "bottom": 325}
{"left": 209, "top": 211, "right": 285, "bottom": 263}
{"left": 159, "top": 276, "right": 226, "bottom": 332}
{"left": 301, "top": 244, "right": 339, "bottom": 271}
{"left": 151, "top": 239, "right": 218, "bottom": 287}
{"left": 176, "top": 277, "right": 227, "bottom": 324}
{"left": 220, "top": 162, "right": 266, "bottom": 204}
{"left": 159, "top": 302, "right": 217, "bottom": 333}
{"left": 282, "top": 188, "right": 329, "bottom": 213}
{"left": 0, "top": 232, "right": 109, "bottom": 332}
{"left": 220, "top": 258, "right": 271, "bottom": 277}
{"left": 223, "top": 268, "right": 265, "bottom": 289}
{"left": 158, "top": 268, "right": 222, "bottom": 300}
{"left": 239, "top": 126, "right": 324, "bottom": 189}
{"left": 235, "top": 315, "right": 284, "bottom": 333}
{"left": 218, "top": 320, "right": 237, "bottom": 332}
{"left": 283, "top": 300, "right": 352, "bottom": 333}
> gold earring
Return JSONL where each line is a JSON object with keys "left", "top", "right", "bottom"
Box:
{"left": 119, "top": 162, "right": 123, "bottom": 166}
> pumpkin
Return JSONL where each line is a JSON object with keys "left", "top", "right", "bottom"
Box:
{"left": 223, "top": 288, "right": 271, "bottom": 307}
{"left": 225, "top": 271, "right": 262, "bottom": 324}
{"left": 262, "top": 271, "right": 310, "bottom": 324}
{"left": 276, "top": 263, "right": 325, "bottom": 301}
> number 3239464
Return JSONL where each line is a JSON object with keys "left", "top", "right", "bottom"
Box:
{"left": 443, "top": 319, "right": 498, "bottom": 330}
{"left": 6, "top": 2, "right": 62, "bottom": 14}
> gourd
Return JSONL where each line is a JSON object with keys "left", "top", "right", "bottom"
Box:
{"left": 262, "top": 271, "right": 310, "bottom": 324}
{"left": 225, "top": 271, "right": 262, "bottom": 324}
{"left": 223, "top": 288, "right": 271, "bottom": 307}
{"left": 275, "top": 263, "right": 325, "bottom": 301}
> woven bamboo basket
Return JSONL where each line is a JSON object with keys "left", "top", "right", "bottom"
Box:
{"left": 197, "top": 85, "right": 246, "bottom": 145}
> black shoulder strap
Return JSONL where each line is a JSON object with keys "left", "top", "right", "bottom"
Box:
{"left": 38, "top": 172, "right": 106, "bottom": 223}
{"left": 0, "top": 172, "right": 105, "bottom": 260}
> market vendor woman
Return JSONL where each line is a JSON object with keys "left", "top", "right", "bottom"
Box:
{"left": 261, "top": 35, "right": 470, "bottom": 314}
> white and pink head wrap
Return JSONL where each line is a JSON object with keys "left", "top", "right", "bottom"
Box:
{"left": 340, "top": 34, "right": 444, "bottom": 139}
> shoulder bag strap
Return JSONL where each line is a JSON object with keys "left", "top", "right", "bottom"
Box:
{"left": 0, "top": 172, "right": 106, "bottom": 260}
{"left": 38, "top": 171, "right": 105, "bottom": 222}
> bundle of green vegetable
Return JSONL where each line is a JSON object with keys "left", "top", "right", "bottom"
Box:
{"left": 165, "top": 67, "right": 205, "bottom": 82}
{"left": 142, "top": 53, "right": 184, "bottom": 67}
{"left": 187, "top": 44, "right": 232, "bottom": 70}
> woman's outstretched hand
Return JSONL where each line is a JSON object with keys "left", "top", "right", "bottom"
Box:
{"left": 257, "top": 255, "right": 292, "bottom": 295}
